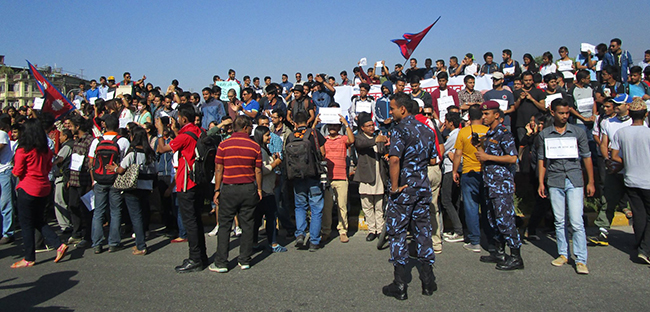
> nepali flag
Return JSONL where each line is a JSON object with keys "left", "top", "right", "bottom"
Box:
{"left": 391, "top": 17, "right": 441, "bottom": 60}
{"left": 27, "top": 60, "right": 75, "bottom": 120}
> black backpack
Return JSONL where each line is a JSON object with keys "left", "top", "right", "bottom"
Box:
{"left": 92, "top": 136, "right": 121, "bottom": 185}
{"left": 183, "top": 130, "right": 220, "bottom": 185}
{"left": 284, "top": 129, "right": 320, "bottom": 180}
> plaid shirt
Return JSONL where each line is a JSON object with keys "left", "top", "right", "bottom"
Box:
{"left": 68, "top": 133, "right": 94, "bottom": 187}
{"left": 458, "top": 88, "right": 484, "bottom": 106}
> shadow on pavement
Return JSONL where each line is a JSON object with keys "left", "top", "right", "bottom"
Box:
{"left": 0, "top": 270, "right": 78, "bottom": 311}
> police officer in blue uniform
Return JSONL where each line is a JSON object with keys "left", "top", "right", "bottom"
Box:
{"left": 475, "top": 101, "right": 524, "bottom": 270}
{"left": 382, "top": 93, "right": 439, "bottom": 300}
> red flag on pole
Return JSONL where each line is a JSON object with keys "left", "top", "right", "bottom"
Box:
{"left": 391, "top": 17, "right": 441, "bottom": 60}
{"left": 27, "top": 60, "right": 75, "bottom": 120}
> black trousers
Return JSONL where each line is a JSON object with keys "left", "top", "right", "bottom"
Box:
{"left": 17, "top": 189, "right": 62, "bottom": 262}
{"left": 156, "top": 177, "right": 177, "bottom": 233}
{"left": 215, "top": 183, "right": 259, "bottom": 267}
{"left": 68, "top": 186, "right": 93, "bottom": 241}
{"left": 440, "top": 172, "right": 463, "bottom": 234}
{"left": 177, "top": 185, "right": 208, "bottom": 264}
{"left": 627, "top": 187, "right": 650, "bottom": 255}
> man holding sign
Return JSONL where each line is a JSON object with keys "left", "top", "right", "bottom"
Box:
{"left": 537, "top": 99, "right": 594, "bottom": 275}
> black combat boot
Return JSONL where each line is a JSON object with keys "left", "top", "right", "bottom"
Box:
{"left": 382, "top": 264, "right": 408, "bottom": 300}
{"left": 419, "top": 263, "right": 437, "bottom": 295}
{"left": 496, "top": 247, "right": 524, "bottom": 270}
{"left": 480, "top": 240, "right": 506, "bottom": 264}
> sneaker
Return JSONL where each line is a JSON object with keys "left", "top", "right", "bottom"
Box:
{"left": 551, "top": 255, "right": 568, "bottom": 267}
{"left": 444, "top": 233, "right": 464, "bottom": 243}
{"left": 233, "top": 226, "right": 242, "bottom": 237}
{"left": 0, "top": 236, "right": 15, "bottom": 245}
{"left": 208, "top": 263, "right": 228, "bottom": 273}
{"left": 35, "top": 245, "right": 54, "bottom": 253}
{"left": 638, "top": 252, "right": 650, "bottom": 265}
{"left": 463, "top": 243, "right": 481, "bottom": 253}
{"left": 207, "top": 225, "right": 219, "bottom": 237}
{"left": 271, "top": 244, "right": 288, "bottom": 253}
{"left": 238, "top": 263, "right": 250, "bottom": 270}
{"left": 587, "top": 232, "right": 608, "bottom": 246}
{"left": 308, "top": 243, "right": 320, "bottom": 252}
{"left": 575, "top": 262, "right": 589, "bottom": 274}
{"left": 67, "top": 236, "right": 82, "bottom": 245}
{"left": 339, "top": 233, "right": 349, "bottom": 243}
{"left": 75, "top": 240, "right": 90, "bottom": 249}
{"left": 295, "top": 235, "right": 305, "bottom": 248}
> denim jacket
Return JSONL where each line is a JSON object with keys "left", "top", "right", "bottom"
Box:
{"left": 603, "top": 50, "right": 633, "bottom": 82}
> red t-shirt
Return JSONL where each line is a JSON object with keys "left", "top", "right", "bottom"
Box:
{"left": 169, "top": 123, "right": 202, "bottom": 192}
{"left": 324, "top": 135, "right": 349, "bottom": 180}
{"left": 215, "top": 132, "right": 262, "bottom": 185}
{"left": 12, "top": 147, "right": 54, "bottom": 197}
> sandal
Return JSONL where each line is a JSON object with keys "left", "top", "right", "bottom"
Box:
{"left": 623, "top": 208, "right": 633, "bottom": 219}
{"left": 54, "top": 244, "right": 68, "bottom": 263}
{"left": 11, "top": 259, "right": 35, "bottom": 268}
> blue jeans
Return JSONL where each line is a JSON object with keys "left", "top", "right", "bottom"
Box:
{"left": 123, "top": 190, "right": 147, "bottom": 250}
{"left": 293, "top": 178, "right": 324, "bottom": 245}
{"left": 92, "top": 184, "right": 123, "bottom": 247}
{"left": 172, "top": 194, "right": 186, "bottom": 239}
{"left": 461, "top": 172, "right": 483, "bottom": 245}
{"left": 549, "top": 178, "right": 588, "bottom": 264}
{"left": 0, "top": 170, "right": 15, "bottom": 238}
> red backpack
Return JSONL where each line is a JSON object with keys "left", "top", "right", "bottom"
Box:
{"left": 92, "top": 136, "right": 121, "bottom": 185}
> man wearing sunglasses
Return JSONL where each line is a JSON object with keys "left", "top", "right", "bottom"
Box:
{"left": 602, "top": 38, "right": 634, "bottom": 83}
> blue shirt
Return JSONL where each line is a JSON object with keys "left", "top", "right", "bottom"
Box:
{"left": 85, "top": 88, "right": 100, "bottom": 100}
{"left": 482, "top": 124, "right": 518, "bottom": 198}
{"left": 388, "top": 115, "right": 438, "bottom": 194}
{"left": 374, "top": 96, "right": 391, "bottom": 123}
{"left": 201, "top": 98, "right": 226, "bottom": 129}
{"left": 576, "top": 54, "right": 598, "bottom": 81}
{"left": 243, "top": 99, "right": 260, "bottom": 113}
{"left": 279, "top": 82, "right": 293, "bottom": 96}
{"left": 98, "top": 85, "right": 109, "bottom": 99}
{"left": 312, "top": 89, "right": 334, "bottom": 113}
{"left": 268, "top": 132, "right": 283, "bottom": 158}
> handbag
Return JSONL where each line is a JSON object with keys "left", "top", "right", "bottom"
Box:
{"left": 113, "top": 152, "right": 140, "bottom": 190}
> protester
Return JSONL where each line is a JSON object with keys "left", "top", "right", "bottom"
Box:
{"left": 0, "top": 116, "right": 15, "bottom": 245}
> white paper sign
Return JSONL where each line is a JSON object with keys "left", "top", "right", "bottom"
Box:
{"left": 73, "top": 99, "right": 82, "bottom": 109}
{"left": 503, "top": 67, "right": 515, "bottom": 75}
{"left": 545, "top": 93, "right": 563, "bottom": 107}
{"left": 545, "top": 137, "right": 579, "bottom": 159}
{"left": 89, "top": 97, "right": 97, "bottom": 105}
{"left": 115, "top": 85, "right": 132, "bottom": 97}
{"left": 171, "top": 102, "right": 178, "bottom": 110}
{"left": 356, "top": 102, "right": 372, "bottom": 114}
{"left": 81, "top": 190, "right": 95, "bottom": 211}
{"left": 558, "top": 62, "right": 573, "bottom": 72}
{"left": 437, "top": 96, "right": 455, "bottom": 121}
{"left": 595, "top": 61, "right": 603, "bottom": 72}
{"left": 375, "top": 61, "right": 383, "bottom": 68}
{"left": 581, "top": 43, "right": 596, "bottom": 54}
{"left": 319, "top": 107, "right": 341, "bottom": 124}
{"left": 359, "top": 58, "right": 367, "bottom": 67}
{"left": 33, "top": 97, "right": 45, "bottom": 110}
{"left": 576, "top": 97, "right": 594, "bottom": 113}
{"left": 493, "top": 99, "right": 509, "bottom": 111}
{"left": 70, "top": 153, "right": 84, "bottom": 171}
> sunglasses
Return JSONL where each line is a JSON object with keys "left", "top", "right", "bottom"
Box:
{"left": 423, "top": 113, "right": 433, "bottom": 116}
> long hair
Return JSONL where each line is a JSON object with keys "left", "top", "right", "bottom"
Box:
{"left": 129, "top": 126, "right": 155, "bottom": 163}
{"left": 253, "top": 126, "right": 271, "bottom": 156}
{"left": 18, "top": 119, "right": 49, "bottom": 153}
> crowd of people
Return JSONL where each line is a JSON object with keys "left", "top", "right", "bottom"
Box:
{"left": 1, "top": 38, "right": 650, "bottom": 300}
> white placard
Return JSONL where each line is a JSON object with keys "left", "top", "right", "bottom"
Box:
{"left": 493, "top": 99, "right": 508, "bottom": 111}
{"left": 115, "top": 85, "right": 132, "bottom": 97}
{"left": 437, "top": 96, "right": 455, "bottom": 121}
{"left": 595, "top": 61, "right": 603, "bottom": 72}
{"left": 319, "top": 107, "right": 341, "bottom": 124}
{"left": 356, "top": 102, "right": 372, "bottom": 114}
{"left": 33, "top": 97, "right": 45, "bottom": 110}
{"left": 81, "top": 190, "right": 95, "bottom": 211}
{"left": 558, "top": 62, "right": 573, "bottom": 72}
{"left": 545, "top": 93, "right": 563, "bottom": 107}
{"left": 89, "top": 97, "right": 97, "bottom": 105}
{"left": 581, "top": 43, "right": 596, "bottom": 54}
{"left": 70, "top": 153, "right": 84, "bottom": 171}
{"left": 359, "top": 58, "right": 367, "bottom": 67}
{"left": 503, "top": 67, "right": 515, "bottom": 75}
{"left": 73, "top": 99, "right": 82, "bottom": 109}
{"left": 106, "top": 91, "right": 115, "bottom": 100}
{"left": 375, "top": 61, "right": 383, "bottom": 68}
{"left": 171, "top": 102, "right": 178, "bottom": 110}
{"left": 576, "top": 97, "right": 594, "bottom": 113}
{"left": 545, "top": 137, "right": 579, "bottom": 159}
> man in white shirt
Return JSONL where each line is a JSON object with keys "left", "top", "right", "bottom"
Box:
{"left": 0, "top": 116, "right": 14, "bottom": 245}
{"left": 440, "top": 112, "right": 463, "bottom": 242}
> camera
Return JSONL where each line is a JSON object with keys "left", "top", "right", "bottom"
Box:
{"left": 319, "top": 161, "right": 329, "bottom": 188}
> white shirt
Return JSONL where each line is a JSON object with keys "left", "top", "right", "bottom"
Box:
{"left": 88, "top": 134, "right": 130, "bottom": 159}
{"left": 119, "top": 151, "right": 154, "bottom": 190}
{"left": 0, "top": 131, "right": 13, "bottom": 173}
{"left": 611, "top": 126, "right": 650, "bottom": 189}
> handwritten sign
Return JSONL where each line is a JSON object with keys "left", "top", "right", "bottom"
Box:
{"left": 438, "top": 96, "right": 455, "bottom": 121}
{"left": 106, "top": 91, "right": 115, "bottom": 100}
{"left": 493, "top": 99, "right": 508, "bottom": 111}
{"left": 503, "top": 67, "right": 515, "bottom": 75}
{"left": 70, "top": 153, "right": 84, "bottom": 171}
{"left": 319, "top": 107, "right": 341, "bottom": 124}
{"left": 215, "top": 81, "right": 241, "bottom": 102}
{"left": 356, "top": 102, "right": 372, "bottom": 114}
{"left": 33, "top": 97, "right": 45, "bottom": 110}
{"left": 576, "top": 97, "right": 594, "bottom": 113}
{"left": 545, "top": 137, "right": 579, "bottom": 159}
{"left": 545, "top": 93, "right": 563, "bottom": 107}
{"left": 115, "top": 85, "right": 132, "bottom": 97}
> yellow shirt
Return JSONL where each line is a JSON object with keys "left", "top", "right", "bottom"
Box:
{"left": 453, "top": 124, "right": 489, "bottom": 174}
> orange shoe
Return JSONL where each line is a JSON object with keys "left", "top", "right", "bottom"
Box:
{"left": 11, "top": 259, "right": 35, "bottom": 268}
{"left": 54, "top": 244, "right": 68, "bottom": 263}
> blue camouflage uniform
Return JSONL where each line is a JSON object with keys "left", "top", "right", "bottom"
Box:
{"left": 482, "top": 123, "right": 522, "bottom": 249}
{"left": 387, "top": 115, "right": 439, "bottom": 265}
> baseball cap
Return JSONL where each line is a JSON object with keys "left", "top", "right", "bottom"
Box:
{"left": 108, "top": 76, "right": 115, "bottom": 81}
{"left": 491, "top": 72, "right": 504, "bottom": 80}
{"left": 480, "top": 100, "right": 500, "bottom": 110}
{"left": 612, "top": 94, "right": 633, "bottom": 105}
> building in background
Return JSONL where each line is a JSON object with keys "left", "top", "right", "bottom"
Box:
{"left": 0, "top": 55, "right": 88, "bottom": 109}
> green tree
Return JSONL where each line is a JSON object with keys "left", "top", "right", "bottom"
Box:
{"left": 0, "top": 66, "right": 14, "bottom": 76}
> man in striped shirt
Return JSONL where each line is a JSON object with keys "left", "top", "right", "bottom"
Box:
{"left": 210, "top": 116, "right": 262, "bottom": 272}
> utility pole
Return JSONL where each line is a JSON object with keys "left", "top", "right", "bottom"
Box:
{"left": 80, "top": 69, "right": 84, "bottom": 79}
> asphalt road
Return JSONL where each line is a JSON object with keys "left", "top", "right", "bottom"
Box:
{"left": 0, "top": 225, "right": 648, "bottom": 311}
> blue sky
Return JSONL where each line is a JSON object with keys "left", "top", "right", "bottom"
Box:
{"left": 2, "top": 1, "right": 648, "bottom": 92}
